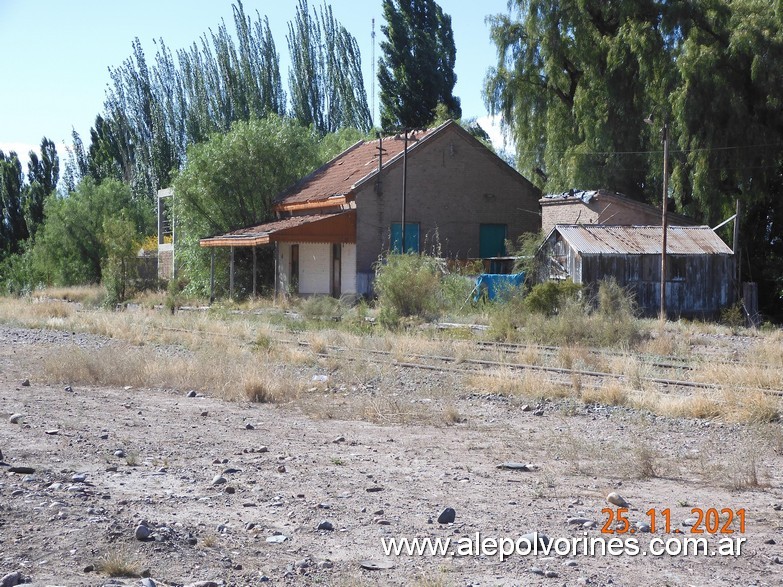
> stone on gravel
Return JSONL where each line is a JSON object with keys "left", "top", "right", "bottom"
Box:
{"left": 64, "top": 385, "right": 72, "bottom": 392}
{"left": 568, "top": 517, "right": 593, "bottom": 525}
{"left": 636, "top": 522, "right": 651, "bottom": 533}
{"left": 606, "top": 492, "right": 630, "bottom": 508}
{"left": 317, "top": 520, "right": 334, "bottom": 531}
{"left": 532, "top": 409, "right": 544, "bottom": 416}
{"left": 71, "top": 473, "right": 87, "bottom": 483}
{"left": 258, "top": 446, "right": 269, "bottom": 453}
{"left": 211, "top": 475, "right": 227, "bottom": 486}
{"left": 437, "top": 507, "right": 456, "bottom": 524}
{"left": 520, "top": 532, "right": 551, "bottom": 548}
{"left": 114, "top": 450, "right": 126, "bottom": 458}
{"left": 266, "top": 534, "right": 287, "bottom": 543}
{"left": 0, "top": 571, "right": 26, "bottom": 587}
{"left": 141, "top": 579, "right": 156, "bottom": 587}
{"left": 184, "top": 583, "right": 218, "bottom": 587}
{"left": 333, "top": 436, "right": 345, "bottom": 443}
{"left": 20, "top": 379, "right": 30, "bottom": 387}
{"left": 135, "top": 524, "right": 152, "bottom": 540}
{"left": 186, "top": 390, "right": 197, "bottom": 398}
{"left": 8, "top": 466, "right": 35, "bottom": 474}
{"left": 317, "top": 560, "right": 334, "bottom": 569}
{"left": 9, "top": 413, "right": 23, "bottom": 424}
{"left": 682, "top": 517, "right": 698, "bottom": 527}
{"left": 497, "top": 462, "right": 539, "bottom": 471}
{"left": 545, "top": 570, "right": 559, "bottom": 578}
{"left": 245, "top": 423, "right": 255, "bottom": 430}
{"left": 531, "top": 567, "right": 545, "bottom": 576}
{"left": 366, "top": 486, "right": 383, "bottom": 493}
{"left": 359, "top": 560, "right": 394, "bottom": 571}
{"left": 277, "top": 465, "right": 286, "bottom": 473}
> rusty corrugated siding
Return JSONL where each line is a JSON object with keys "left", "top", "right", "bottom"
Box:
{"left": 555, "top": 225, "right": 733, "bottom": 255}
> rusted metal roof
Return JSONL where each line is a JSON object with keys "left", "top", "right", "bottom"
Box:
{"left": 273, "top": 125, "right": 441, "bottom": 208}
{"left": 200, "top": 211, "right": 355, "bottom": 248}
{"left": 553, "top": 225, "right": 733, "bottom": 255}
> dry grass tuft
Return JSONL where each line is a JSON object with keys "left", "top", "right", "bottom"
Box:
{"left": 442, "top": 404, "right": 464, "bottom": 425}
{"left": 466, "top": 368, "right": 568, "bottom": 399}
{"left": 581, "top": 381, "right": 628, "bottom": 406}
{"left": 94, "top": 548, "right": 141, "bottom": 577}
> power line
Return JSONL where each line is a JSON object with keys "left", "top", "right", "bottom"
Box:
{"left": 516, "top": 142, "right": 783, "bottom": 158}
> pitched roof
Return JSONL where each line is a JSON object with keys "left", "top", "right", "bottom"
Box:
{"left": 540, "top": 189, "right": 696, "bottom": 226}
{"left": 273, "top": 124, "right": 443, "bottom": 209}
{"left": 551, "top": 225, "right": 733, "bottom": 255}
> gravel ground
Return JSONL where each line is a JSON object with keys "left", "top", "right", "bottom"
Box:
{"left": 1, "top": 324, "right": 783, "bottom": 586}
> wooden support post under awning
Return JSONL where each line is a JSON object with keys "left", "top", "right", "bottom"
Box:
{"left": 229, "top": 246, "right": 235, "bottom": 300}
{"left": 252, "top": 246, "right": 257, "bottom": 298}
{"left": 209, "top": 249, "right": 215, "bottom": 304}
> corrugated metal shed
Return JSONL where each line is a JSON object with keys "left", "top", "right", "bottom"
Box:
{"left": 554, "top": 225, "right": 733, "bottom": 256}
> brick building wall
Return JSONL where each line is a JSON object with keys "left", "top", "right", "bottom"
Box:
{"left": 540, "top": 191, "right": 694, "bottom": 234}
{"left": 354, "top": 125, "right": 541, "bottom": 274}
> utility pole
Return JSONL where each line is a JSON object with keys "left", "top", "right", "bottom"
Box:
{"left": 401, "top": 129, "right": 408, "bottom": 253}
{"left": 734, "top": 199, "right": 741, "bottom": 302}
{"left": 660, "top": 122, "right": 669, "bottom": 321}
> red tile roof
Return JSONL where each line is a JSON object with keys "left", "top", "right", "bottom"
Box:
{"left": 273, "top": 126, "right": 439, "bottom": 208}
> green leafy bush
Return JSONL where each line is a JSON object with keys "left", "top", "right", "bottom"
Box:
{"left": 524, "top": 280, "right": 582, "bottom": 315}
{"left": 374, "top": 253, "right": 442, "bottom": 321}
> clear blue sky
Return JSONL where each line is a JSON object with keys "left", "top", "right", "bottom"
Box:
{"left": 0, "top": 0, "right": 512, "bottom": 164}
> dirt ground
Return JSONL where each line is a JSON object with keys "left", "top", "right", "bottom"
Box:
{"left": 1, "top": 323, "right": 783, "bottom": 587}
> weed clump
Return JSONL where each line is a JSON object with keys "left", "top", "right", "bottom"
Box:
{"left": 374, "top": 254, "right": 442, "bottom": 324}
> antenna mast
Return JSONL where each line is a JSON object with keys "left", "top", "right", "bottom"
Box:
{"left": 371, "top": 18, "right": 376, "bottom": 127}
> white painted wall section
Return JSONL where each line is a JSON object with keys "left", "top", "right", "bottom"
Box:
{"left": 299, "top": 243, "right": 331, "bottom": 295}
{"left": 341, "top": 243, "right": 357, "bottom": 294}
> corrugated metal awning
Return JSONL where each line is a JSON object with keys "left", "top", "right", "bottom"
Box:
{"left": 553, "top": 225, "right": 733, "bottom": 255}
{"left": 199, "top": 211, "right": 356, "bottom": 248}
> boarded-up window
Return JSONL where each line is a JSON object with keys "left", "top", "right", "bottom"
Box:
{"left": 391, "top": 223, "right": 420, "bottom": 253}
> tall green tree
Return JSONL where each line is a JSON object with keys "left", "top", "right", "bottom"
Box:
{"left": 30, "top": 178, "right": 151, "bottom": 285}
{"left": 484, "top": 0, "right": 672, "bottom": 200}
{"left": 173, "top": 115, "right": 325, "bottom": 295}
{"left": 0, "top": 150, "right": 27, "bottom": 253}
{"left": 485, "top": 0, "right": 783, "bottom": 315}
{"left": 378, "top": 0, "right": 461, "bottom": 130}
{"left": 25, "top": 137, "right": 59, "bottom": 238}
{"left": 287, "top": 0, "right": 372, "bottom": 134}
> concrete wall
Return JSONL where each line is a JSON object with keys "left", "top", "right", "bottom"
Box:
{"left": 276, "top": 242, "right": 356, "bottom": 296}
{"left": 355, "top": 124, "right": 541, "bottom": 274}
{"left": 341, "top": 243, "right": 357, "bottom": 295}
{"left": 297, "top": 243, "right": 331, "bottom": 295}
{"left": 157, "top": 247, "right": 173, "bottom": 280}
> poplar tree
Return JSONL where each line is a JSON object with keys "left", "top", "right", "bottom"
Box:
{"left": 378, "top": 0, "right": 461, "bottom": 130}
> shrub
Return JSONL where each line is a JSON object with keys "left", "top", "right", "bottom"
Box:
{"left": 374, "top": 253, "right": 442, "bottom": 321}
{"left": 524, "top": 280, "right": 582, "bottom": 315}
{"left": 596, "top": 277, "right": 637, "bottom": 319}
{"left": 299, "top": 295, "right": 343, "bottom": 321}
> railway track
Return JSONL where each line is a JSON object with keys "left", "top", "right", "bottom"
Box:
{"left": 150, "top": 325, "right": 783, "bottom": 399}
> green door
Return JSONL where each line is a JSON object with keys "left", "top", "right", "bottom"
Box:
{"left": 480, "top": 224, "right": 507, "bottom": 258}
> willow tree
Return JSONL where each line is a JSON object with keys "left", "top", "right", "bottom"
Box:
{"left": 485, "top": 0, "right": 674, "bottom": 200}
{"left": 486, "top": 0, "right": 783, "bottom": 314}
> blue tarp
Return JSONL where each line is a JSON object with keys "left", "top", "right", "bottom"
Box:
{"left": 473, "top": 273, "right": 525, "bottom": 302}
